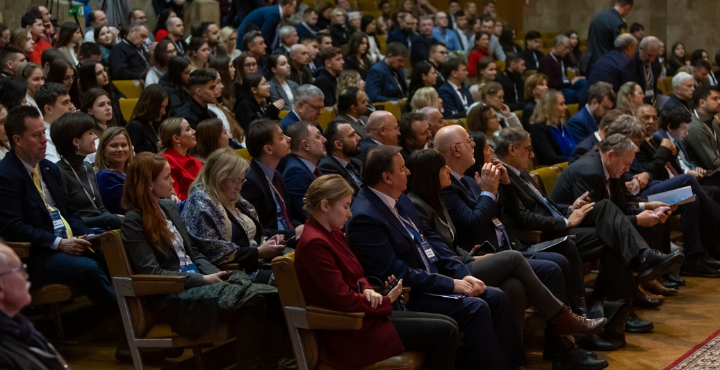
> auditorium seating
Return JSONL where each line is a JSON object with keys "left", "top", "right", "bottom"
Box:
{"left": 567, "top": 103, "right": 579, "bottom": 116}
{"left": 119, "top": 98, "right": 138, "bottom": 121}
{"left": 235, "top": 148, "right": 252, "bottom": 162}
{"left": 114, "top": 81, "right": 143, "bottom": 100}
{"left": 319, "top": 107, "right": 336, "bottom": 130}
{"left": 373, "top": 100, "right": 402, "bottom": 121}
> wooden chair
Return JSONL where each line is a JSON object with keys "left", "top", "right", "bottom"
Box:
{"left": 318, "top": 107, "right": 336, "bottom": 131}
{"left": 101, "top": 230, "right": 235, "bottom": 370}
{"left": 235, "top": 148, "right": 252, "bottom": 162}
{"left": 495, "top": 60, "right": 505, "bottom": 72}
{"left": 513, "top": 110, "right": 523, "bottom": 121}
{"left": 119, "top": 98, "right": 138, "bottom": 122}
{"left": 6, "top": 242, "right": 83, "bottom": 341}
{"left": 271, "top": 255, "right": 425, "bottom": 370}
{"left": 114, "top": 80, "right": 143, "bottom": 99}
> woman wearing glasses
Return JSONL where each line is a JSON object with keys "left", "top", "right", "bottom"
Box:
{"left": 182, "top": 149, "right": 287, "bottom": 279}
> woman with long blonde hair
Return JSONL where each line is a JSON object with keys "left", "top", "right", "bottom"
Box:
{"left": 158, "top": 117, "right": 203, "bottom": 200}
{"left": 616, "top": 81, "right": 645, "bottom": 114}
{"left": 410, "top": 87, "right": 442, "bottom": 111}
{"left": 528, "top": 89, "right": 575, "bottom": 165}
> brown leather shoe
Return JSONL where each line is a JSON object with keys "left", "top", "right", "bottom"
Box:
{"left": 550, "top": 306, "right": 607, "bottom": 337}
{"left": 641, "top": 280, "right": 678, "bottom": 296}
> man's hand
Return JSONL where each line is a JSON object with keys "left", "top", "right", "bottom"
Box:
{"left": 463, "top": 275, "right": 487, "bottom": 296}
{"left": 453, "top": 279, "right": 475, "bottom": 296}
{"left": 626, "top": 179, "right": 641, "bottom": 194}
{"left": 475, "top": 163, "right": 500, "bottom": 194}
{"left": 687, "top": 169, "right": 704, "bottom": 179}
{"left": 571, "top": 191, "right": 591, "bottom": 211}
{"left": 635, "top": 172, "right": 651, "bottom": 189}
{"left": 491, "top": 159, "right": 511, "bottom": 184}
{"left": 567, "top": 203, "right": 594, "bottom": 228}
{"left": 660, "top": 138, "right": 678, "bottom": 155}
{"left": 636, "top": 210, "right": 663, "bottom": 227}
{"left": 58, "top": 237, "right": 91, "bottom": 256}
{"left": 652, "top": 206, "right": 671, "bottom": 223}
{"left": 644, "top": 201, "right": 669, "bottom": 210}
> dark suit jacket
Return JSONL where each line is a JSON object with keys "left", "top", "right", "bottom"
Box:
{"left": 366, "top": 61, "right": 407, "bottom": 103}
{"left": 279, "top": 110, "right": 323, "bottom": 134}
{"left": 334, "top": 113, "right": 369, "bottom": 139}
{"left": 126, "top": 119, "right": 159, "bottom": 154}
{"left": 441, "top": 175, "right": 501, "bottom": 252}
{"left": 437, "top": 81, "right": 473, "bottom": 118}
{"left": 240, "top": 159, "right": 301, "bottom": 239}
{"left": 538, "top": 52, "right": 571, "bottom": 90}
{"left": 581, "top": 8, "right": 626, "bottom": 74}
{"left": 282, "top": 154, "right": 319, "bottom": 223}
{"left": 569, "top": 133, "right": 600, "bottom": 164}
{"left": 522, "top": 100, "right": 536, "bottom": 130}
{"left": 347, "top": 188, "right": 470, "bottom": 294}
{"left": 357, "top": 137, "right": 380, "bottom": 162}
{"left": 318, "top": 155, "right": 362, "bottom": 195}
{"left": 622, "top": 52, "right": 662, "bottom": 102}
{"left": 550, "top": 152, "right": 640, "bottom": 225}
{"left": 109, "top": 40, "right": 150, "bottom": 80}
{"left": 296, "top": 22, "right": 317, "bottom": 41}
{"left": 225, "top": 0, "right": 264, "bottom": 28}
{"left": 313, "top": 68, "right": 339, "bottom": 107}
{"left": 158, "top": 74, "right": 191, "bottom": 117}
{"left": 343, "top": 55, "right": 369, "bottom": 80}
{"left": 528, "top": 122, "right": 570, "bottom": 165}
{"left": 407, "top": 193, "right": 458, "bottom": 255}
{"left": 288, "top": 64, "right": 314, "bottom": 86}
{"left": 268, "top": 77, "right": 299, "bottom": 111}
{"left": 121, "top": 199, "right": 219, "bottom": 309}
{"left": 587, "top": 50, "right": 630, "bottom": 96}
{"left": 495, "top": 71, "right": 525, "bottom": 111}
{"left": 522, "top": 48, "right": 544, "bottom": 71}
{"left": 410, "top": 34, "right": 435, "bottom": 66}
{"left": 330, "top": 24, "right": 350, "bottom": 47}
{"left": 0, "top": 151, "right": 91, "bottom": 249}
{"left": 566, "top": 106, "right": 598, "bottom": 144}
{"left": 663, "top": 95, "right": 694, "bottom": 112}
{"left": 235, "top": 92, "right": 281, "bottom": 132}
{"left": 635, "top": 136, "right": 676, "bottom": 181}
{"left": 503, "top": 168, "right": 570, "bottom": 234}
{"left": 387, "top": 28, "right": 413, "bottom": 49}
{"left": 652, "top": 129, "right": 695, "bottom": 171}
{"left": 175, "top": 98, "right": 218, "bottom": 130}
{"left": 237, "top": 5, "right": 282, "bottom": 52}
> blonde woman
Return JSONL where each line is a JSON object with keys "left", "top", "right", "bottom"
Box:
{"left": 616, "top": 81, "right": 645, "bottom": 114}
{"left": 19, "top": 63, "right": 44, "bottom": 115}
{"left": 528, "top": 89, "right": 574, "bottom": 165}
{"left": 158, "top": 117, "right": 202, "bottom": 200}
{"left": 336, "top": 70, "right": 374, "bottom": 113}
{"left": 219, "top": 27, "right": 241, "bottom": 60}
{"left": 410, "top": 87, "right": 441, "bottom": 111}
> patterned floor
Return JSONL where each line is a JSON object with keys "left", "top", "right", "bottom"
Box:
{"left": 665, "top": 329, "right": 720, "bottom": 370}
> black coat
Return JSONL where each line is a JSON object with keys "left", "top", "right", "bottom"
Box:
{"left": 108, "top": 40, "right": 149, "bottom": 81}
{"left": 313, "top": 68, "right": 339, "bottom": 107}
{"left": 528, "top": 122, "right": 569, "bottom": 165}
{"left": 234, "top": 91, "right": 280, "bottom": 132}
{"left": 344, "top": 55, "right": 369, "bottom": 80}
{"left": 126, "top": 119, "right": 159, "bottom": 154}
{"left": 495, "top": 71, "right": 525, "bottom": 111}
{"left": 158, "top": 74, "right": 190, "bottom": 117}
{"left": 330, "top": 24, "right": 350, "bottom": 47}
{"left": 317, "top": 155, "right": 363, "bottom": 195}
{"left": 175, "top": 98, "right": 218, "bottom": 130}
{"left": 622, "top": 52, "right": 662, "bottom": 103}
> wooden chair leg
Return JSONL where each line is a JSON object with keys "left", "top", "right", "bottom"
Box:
{"left": 48, "top": 303, "right": 66, "bottom": 341}
{"left": 192, "top": 346, "right": 206, "bottom": 370}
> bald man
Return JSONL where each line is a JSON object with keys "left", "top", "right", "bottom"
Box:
{"left": 419, "top": 106, "right": 447, "bottom": 141}
{"left": 622, "top": 36, "right": 662, "bottom": 104}
{"left": 357, "top": 110, "right": 400, "bottom": 162}
{"left": 288, "top": 44, "right": 314, "bottom": 86}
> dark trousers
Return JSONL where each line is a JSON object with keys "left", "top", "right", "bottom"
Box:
{"left": 28, "top": 248, "right": 116, "bottom": 311}
{"left": 525, "top": 249, "right": 582, "bottom": 304}
{"left": 235, "top": 294, "right": 292, "bottom": 369}
{"left": 406, "top": 287, "right": 525, "bottom": 370}
{"left": 641, "top": 174, "right": 720, "bottom": 256}
{"left": 391, "top": 310, "right": 459, "bottom": 370}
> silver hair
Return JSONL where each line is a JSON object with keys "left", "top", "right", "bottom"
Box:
{"left": 639, "top": 36, "right": 660, "bottom": 50}
{"left": 600, "top": 133, "right": 638, "bottom": 154}
{"left": 279, "top": 25, "right": 296, "bottom": 42}
{"left": 672, "top": 72, "right": 693, "bottom": 89}
{"left": 347, "top": 11, "right": 362, "bottom": 21}
{"left": 554, "top": 34, "right": 568, "bottom": 47}
{"left": 294, "top": 85, "right": 325, "bottom": 108}
{"left": 129, "top": 21, "right": 147, "bottom": 32}
{"left": 614, "top": 33, "right": 637, "bottom": 50}
{"left": 607, "top": 114, "right": 645, "bottom": 141}
{"left": 495, "top": 128, "right": 530, "bottom": 157}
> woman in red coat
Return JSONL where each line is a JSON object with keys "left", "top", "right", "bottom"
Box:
{"left": 158, "top": 118, "right": 203, "bottom": 200}
{"left": 295, "top": 175, "right": 459, "bottom": 370}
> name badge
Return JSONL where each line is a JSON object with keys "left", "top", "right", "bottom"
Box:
{"left": 645, "top": 89, "right": 655, "bottom": 97}
{"left": 49, "top": 209, "right": 66, "bottom": 234}
{"left": 492, "top": 217, "right": 504, "bottom": 229}
{"left": 179, "top": 256, "right": 200, "bottom": 274}
{"left": 419, "top": 237, "right": 438, "bottom": 263}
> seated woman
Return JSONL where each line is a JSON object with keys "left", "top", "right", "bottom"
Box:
{"left": 145, "top": 39, "right": 176, "bottom": 86}
{"left": 522, "top": 73, "right": 549, "bottom": 130}
{"left": 410, "top": 87, "right": 442, "bottom": 112}
{"left": 191, "top": 118, "right": 230, "bottom": 163}
{"left": 182, "top": 149, "right": 287, "bottom": 281}
{"left": 344, "top": 32, "right": 371, "bottom": 80}
{"left": 95, "top": 126, "right": 134, "bottom": 215}
{"left": 80, "top": 88, "right": 117, "bottom": 162}
{"left": 233, "top": 52, "right": 258, "bottom": 86}
{"left": 295, "top": 174, "right": 460, "bottom": 370}
{"left": 47, "top": 58, "right": 80, "bottom": 108}
{"left": 78, "top": 60, "right": 127, "bottom": 127}
{"left": 467, "top": 31, "right": 491, "bottom": 78}
{"left": 616, "top": 81, "right": 645, "bottom": 115}
{"left": 56, "top": 22, "right": 82, "bottom": 66}
{"left": 479, "top": 82, "right": 522, "bottom": 132}
{"left": 466, "top": 103, "right": 500, "bottom": 147}
{"left": 464, "top": 132, "right": 493, "bottom": 177}
{"left": 50, "top": 112, "right": 123, "bottom": 230}
{"left": 121, "top": 152, "right": 287, "bottom": 367}
{"left": 529, "top": 89, "right": 575, "bottom": 165}
{"left": 186, "top": 37, "right": 210, "bottom": 71}
{"left": 469, "top": 56, "right": 497, "bottom": 101}
{"left": 0, "top": 77, "right": 28, "bottom": 111}
{"left": 159, "top": 56, "right": 192, "bottom": 116}
{"left": 158, "top": 117, "right": 203, "bottom": 201}
{"left": 207, "top": 59, "right": 244, "bottom": 148}
{"left": 19, "top": 63, "right": 44, "bottom": 114}
{"left": 94, "top": 25, "right": 115, "bottom": 66}
{"left": 268, "top": 54, "right": 299, "bottom": 111}
{"left": 406, "top": 61, "right": 439, "bottom": 112}
{"left": 234, "top": 73, "right": 282, "bottom": 132}
{"left": 126, "top": 84, "right": 169, "bottom": 154}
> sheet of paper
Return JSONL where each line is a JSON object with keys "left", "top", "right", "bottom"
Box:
{"left": 647, "top": 186, "right": 694, "bottom": 206}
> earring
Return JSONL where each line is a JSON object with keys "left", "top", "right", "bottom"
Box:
{"left": 76, "top": 146, "right": 80, "bottom": 152}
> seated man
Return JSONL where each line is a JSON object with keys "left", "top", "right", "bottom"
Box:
{"left": 569, "top": 109, "right": 624, "bottom": 164}
{"left": 663, "top": 72, "right": 695, "bottom": 112}
{"left": 410, "top": 16, "right": 436, "bottom": 66}
{"left": 398, "top": 112, "right": 431, "bottom": 161}
{"left": 357, "top": 110, "right": 400, "bottom": 162}
{"left": 0, "top": 106, "right": 115, "bottom": 310}
{"left": 419, "top": 106, "right": 447, "bottom": 143}
{"left": 313, "top": 46, "right": 344, "bottom": 107}
{"left": 621, "top": 36, "right": 661, "bottom": 105}
{"left": 437, "top": 58, "right": 472, "bottom": 118}
{"left": 241, "top": 119, "right": 303, "bottom": 239}
{"left": 272, "top": 25, "right": 299, "bottom": 57}
{"left": 494, "top": 53, "right": 526, "bottom": 111}
{"left": 36, "top": 83, "right": 73, "bottom": 163}
{"left": 283, "top": 121, "right": 327, "bottom": 223}
{"left": 0, "top": 46, "right": 27, "bottom": 83}
{"left": 538, "top": 35, "right": 587, "bottom": 105}
{"left": 288, "top": 44, "right": 314, "bottom": 86}
{"left": 280, "top": 84, "right": 325, "bottom": 133}
{"left": 522, "top": 31, "right": 544, "bottom": 72}
{"left": 335, "top": 87, "right": 369, "bottom": 139}
{"left": 692, "top": 59, "right": 712, "bottom": 87}
{"left": 387, "top": 13, "right": 417, "bottom": 49}
{"left": 318, "top": 121, "right": 363, "bottom": 195}
{"left": 366, "top": 42, "right": 409, "bottom": 103}
{"left": 588, "top": 34, "right": 636, "bottom": 96}
{"left": 685, "top": 85, "right": 720, "bottom": 171}
{"left": 567, "top": 82, "right": 615, "bottom": 143}
{"left": 175, "top": 70, "right": 218, "bottom": 129}
{"left": 108, "top": 22, "right": 149, "bottom": 80}
{"left": 431, "top": 12, "right": 462, "bottom": 54}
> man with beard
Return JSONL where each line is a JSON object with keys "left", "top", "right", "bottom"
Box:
{"left": 319, "top": 121, "right": 364, "bottom": 195}
{"left": 335, "top": 87, "right": 369, "bottom": 139}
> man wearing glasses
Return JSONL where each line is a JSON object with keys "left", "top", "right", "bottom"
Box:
{"left": 280, "top": 84, "right": 325, "bottom": 133}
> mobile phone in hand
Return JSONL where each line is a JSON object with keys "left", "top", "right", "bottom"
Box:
{"left": 281, "top": 235, "right": 298, "bottom": 245}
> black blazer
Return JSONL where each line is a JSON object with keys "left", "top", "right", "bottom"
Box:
{"left": 108, "top": 40, "right": 150, "bottom": 80}
{"left": 317, "top": 155, "right": 363, "bottom": 195}
{"left": 495, "top": 71, "right": 525, "bottom": 111}
{"left": 343, "top": 55, "right": 369, "bottom": 80}
{"left": 441, "top": 175, "right": 502, "bottom": 252}
{"left": 126, "top": 119, "right": 159, "bottom": 154}
{"left": 313, "top": 68, "right": 339, "bottom": 107}
{"left": 225, "top": 199, "right": 265, "bottom": 271}
{"left": 158, "top": 74, "right": 190, "bottom": 117}
{"left": 0, "top": 151, "right": 91, "bottom": 249}
{"left": 240, "top": 159, "right": 301, "bottom": 239}
{"left": 569, "top": 134, "right": 599, "bottom": 164}
{"left": 528, "top": 122, "right": 570, "bottom": 165}
{"left": 121, "top": 199, "right": 220, "bottom": 310}
{"left": 635, "top": 138, "right": 675, "bottom": 181}
{"left": 503, "top": 168, "right": 570, "bottom": 234}
{"left": 175, "top": 98, "right": 218, "bottom": 130}
{"left": 234, "top": 92, "right": 280, "bottom": 132}
{"left": 330, "top": 24, "right": 350, "bottom": 47}
{"left": 622, "top": 52, "right": 662, "bottom": 102}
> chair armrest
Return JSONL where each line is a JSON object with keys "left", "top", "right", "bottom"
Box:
{"left": 128, "top": 274, "right": 186, "bottom": 296}
{"left": 6, "top": 242, "right": 30, "bottom": 259}
{"left": 514, "top": 230, "right": 542, "bottom": 245}
{"left": 305, "top": 306, "right": 365, "bottom": 330}
{"left": 218, "top": 263, "right": 239, "bottom": 271}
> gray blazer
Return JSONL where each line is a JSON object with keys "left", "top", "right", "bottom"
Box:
{"left": 685, "top": 111, "right": 720, "bottom": 170}
{"left": 335, "top": 113, "right": 369, "bottom": 139}
{"left": 121, "top": 199, "right": 220, "bottom": 309}
{"left": 269, "top": 77, "right": 300, "bottom": 111}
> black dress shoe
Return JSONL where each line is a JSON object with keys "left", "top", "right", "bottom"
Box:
{"left": 702, "top": 252, "right": 720, "bottom": 270}
{"left": 664, "top": 274, "right": 686, "bottom": 286}
{"left": 658, "top": 275, "right": 681, "bottom": 289}
{"left": 572, "top": 297, "right": 589, "bottom": 318}
{"left": 578, "top": 334, "right": 618, "bottom": 351}
{"left": 625, "top": 310, "right": 654, "bottom": 333}
{"left": 636, "top": 250, "right": 685, "bottom": 283}
{"left": 632, "top": 295, "right": 662, "bottom": 309}
{"left": 680, "top": 256, "right": 720, "bottom": 278}
{"left": 552, "top": 345, "right": 608, "bottom": 370}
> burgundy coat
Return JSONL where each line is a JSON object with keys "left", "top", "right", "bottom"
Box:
{"left": 294, "top": 216, "right": 405, "bottom": 369}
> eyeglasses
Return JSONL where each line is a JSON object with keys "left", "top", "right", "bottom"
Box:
{"left": 301, "top": 101, "right": 324, "bottom": 112}
{"left": 522, "top": 145, "right": 534, "bottom": 152}
{"left": 229, "top": 177, "right": 248, "bottom": 186}
{"left": 0, "top": 263, "right": 26, "bottom": 277}
{"left": 63, "top": 75, "right": 77, "bottom": 82}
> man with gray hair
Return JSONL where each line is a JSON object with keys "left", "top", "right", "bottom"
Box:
{"left": 272, "top": 25, "right": 299, "bottom": 56}
{"left": 538, "top": 34, "right": 587, "bottom": 104}
{"left": 622, "top": 36, "right": 662, "bottom": 104}
{"left": 283, "top": 121, "right": 327, "bottom": 222}
{"left": 587, "top": 33, "right": 637, "bottom": 94}
{"left": 280, "top": 84, "right": 325, "bottom": 132}
{"left": 357, "top": 110, "right": 399, "bottom": 161}
{"left": 108, "top": 22, "right": 149, "bottom": 80}
{"left": 288, "top": 44, "right": 314, "bottom": 85}
{"left": 419, "top": 106, "right": 446, "bottom": 141}
{"left": 664, "top": 72, "right": 695, "bottom": 112}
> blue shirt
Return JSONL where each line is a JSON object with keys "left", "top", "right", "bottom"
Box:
{"left": 551, "top": 124, "right": 577, "bottom": 157}
{"left": 432, "top": 27, "right": 462, "bottom": 53}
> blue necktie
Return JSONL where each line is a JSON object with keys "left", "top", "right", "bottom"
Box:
{"left": 521, "top": 175, "right": 564, "bottom": 218}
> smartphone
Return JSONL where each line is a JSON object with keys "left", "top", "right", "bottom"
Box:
{"left": 469, "top": 241, "right": 495, "bottom": 256}
{"left": 281, "top": 235, "right": 298, "bottom": 245}
{"left": 85, "top": 234, "right": 102, "bottom": 242}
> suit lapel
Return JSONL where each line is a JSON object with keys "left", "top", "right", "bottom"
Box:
{"left": 450, "top": 175, "right": 477, "bottom": 203}
{"left": 10, "top": 153, "right": 50, "bottom": 213}
{"left": 42, "top": 163, "right": 64, "bottom": 214}
{"left": 363, "top": 189, "right": 413, "bottom": 243}
{"left": 515, "top": 170, "right": 547, "bottom": 206}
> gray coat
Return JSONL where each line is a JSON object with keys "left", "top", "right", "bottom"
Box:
{"left": 685, "top": 111, "right": 720, "bottom": 170}
{"left": 269, "top": 77, "right": 300, "bottom": 111}
{"left": 335, "top": 113, "right": 369, "bottom": 139}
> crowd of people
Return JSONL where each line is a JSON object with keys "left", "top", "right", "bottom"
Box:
{"left": 1, "top": 0, "right": 720, "bottom": 369}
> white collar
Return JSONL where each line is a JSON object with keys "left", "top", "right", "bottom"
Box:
{"left": 502, "top": 162, "right": 521, "bottom": 176}
{"left": 447, "top": 80, "right": 461, "bottom": 91}
{"left": 594, "top": 131, "right": 602, "bottom": 142}
{"left": 369, "top": 186, "right": 397, "bottom": 210}
{"left": 450, "top": 170, "right": 463, "bottom": 181}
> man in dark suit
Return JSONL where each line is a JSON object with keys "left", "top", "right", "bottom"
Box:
{"left": 366, "top": 42, "right": 408, "bottom": 103}
{"left": 312, "top": 46, "right": 343, "bottom": 107}
{"left": 165, "top": 17, "right": 188, "bottom": 56}
{"left": 410, "top": 16, "right": 435, "bottom": 66}
{"left": 319, "top": 121, "right": 363, "bottom": 195}
{"left": 539, "top": 35, "right": 587, "bottom": 105}
{"left": 495, "top": 53, "right": 526, "bottom": 111}
{"left": 587, "top": 34, "right": 636, "bottom": 96}
{"left": 569, "top": 109, "right": 625, "bottom": 164}
{"left": 427, "top": 42, "right": 448, "bottom": 88}
{"left": 335, "top": 86, "right": 369, "bottom": 139}
{"left": 522, "top": 31, "right": 544, "bottom": 71}
{"left": 175, "top": 70, "right": 218, "bottom": 130}
{"left": 224, "top": 0, "right": 263, "bottom": 28}
{"left": 295, "top": 8, "right": 319, "bottom": 40}
{"left": 241, "top": 120, "right": 302, "bottom": 239}
{"left": 108, "top": 22, "right": 150, "bottom": 81}
{"left": 398, "top": 112, "right": 431, "bottom": 161}
{"left": 580, "top": 0, "right": 632, "bottom": 75}
{"left": 664, "top": 72, "right": 696, "bottom": 112}
{"left": 236, "top": 0, "right": 297, "bottom": 53}
{"left": 280, "top": 85, "right": 325, "bottom": 132}
{"left": 0, "top": 106, "right": 115, "bottom": 310}
{"left": 347, "top": 145, "right": 526, "bottom": 370}
{"left": 621, "top": 36, "right": 662, "bottom": 105}
{"left": 567, "top": 82, "right": 616, "bottom": 144}
{"left": 387, "top": 13, "right": 417, "bottom": 49}
{"left": 271, "top": 25, "right": 299, "bottom": 57}
{"left": 437, "top": 58, "right": 472, "bottom": 118}
{"left": 283, "top": 121, "right": 327, "bottom": 223}
{"left": 357, "top": 110, "right": 399, "bottom": 162}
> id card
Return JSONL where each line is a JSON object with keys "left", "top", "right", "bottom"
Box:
{"left": 645, "top": 89, "right": 655, "bottom": 97}
{"left": 180, "top": 262, "right": 200, "bottom": 274}
{"left": 491, "top": 218, "right": 504, "bottom": 229}
{"left": 419, "top": 238, "right": 438, "bottom": 263}
{"left": 49, "top": 209, "right": 66, "bottom": 234}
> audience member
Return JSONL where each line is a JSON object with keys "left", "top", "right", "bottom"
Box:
{"left": 272, "top": 25, "right": 298, "bottom": 57}
{"left": 361, "top": 15, "right": 383, "bottom": 64}
{"left": 283, "top": 121, "right": 327, "bottom": 222}
{"left": 500, "top": 26, "right": 523, "bottom": 55}
{"left": 79, "top": 88, "right": 116, "bottom": 150}
{"left": 581, "top": 0, "right": 633, "bottom": 75}
{"left": 186, "top": 37, "right": 210, "bottom": 71}
{"left": 35, "top": 82, "right": 72, "bottom": 162}
{"left": 19, "top": 62, "right": 44, "bottom": 114}
{"left": 234, "top": 70, "right": 285, "bottom": 130}
{"left": 398, "top": 112, "right": 431, "bottom": 160}
{"left": 0, "top": 77, "right": 28, "bottom": 111}
{"left": 480, "top": 82, "right": 522, "bottom": 132}
{"left": 358, "top": 110, "right": 399, "bottom": 161}
{"left": 78, "top": 60, "right": 126, "bottom": 127}
{"left": 145, "top": 39, "right": 176, "bottom": 86}
{"left": 569, "top": 109, "right": 625, "bottom": 164}
{"left": 616, "top": 81, "right": 645, "bottom": 114}
{"left": 266, "top": 54, "right": 298, "bottom": 111}
{"left": 522, "top": 31, "right": 544, "bottom": 71}
{"left": 108, "top": 22, "right": 149, "bottom": 80}
{"left": 685, "top": 85, "right": 720, "bottom": 170}
{"left": 159, "top": 56, "right": 192, "bottom": 116}
{"left": 539, "top": 34, "right": 587, "bottom": 105}
{"left": 94, "top": 26, "right": 115, "bottom": 65}
{"left": 587, "top": 33, "right": 637, "bottom": 95}
{"left": 297, "top": 8, "right": 319, "bottom": 40}
{"left": 0, "top": 105, "right": 8, "bottom": 160}
{"left": 567, "top": 82, "right": 616, "bottom": 143}
{"left": 344, "top": 32, "right": 371, "bottom": 80}
{"left": 158, "top": 117, "right": 202, "bottom": 201}
{"left": 467, "top": 31, "right": 490, "bottom": 78}
{"left": 565, "top": 30, "right": 584, "bottom": 72}
{"left": 469, "top": 57, "right": 497, "bottom": 100}
{"left": 522, "top": 73, "right": 549, "bottom": 129}
{"left": 692, "top": 59, "right": 712, "bottom": 87}
{"left": 664, "top": 72, "right": 695, "bottom": 112}
{"left": 622, "top": 36, "right": 662, "bottom": 104}
{"left": 28, "top": 5, "right": 56, "bottom": 46}
{"left": 126, "top": 84, "right": 168, "bottom": 154}
{"left": 630, "top": 22, "right": 644, "bottom": 42}
{"left": 314, "top": 46, "right": 344, "bottom": 106}
{"left": 529, "top": 89, "right": 575, "bottom": 165}
{"left": 466, "top": 103, "right": 500, "bottom": 146}
{"left": 432, "top": 12, "right": 461, "bottom": 54}
{"left": 220, "top": 27, "right": 240, "bottom": 60}
{"left": 190, "top": 118, "right": 229, "bottom": 163}
{"left": 237, "top": 0, "right": 297, "bottom": 53}
{"left": 0, "top": 46, "right": 28, "bottom": 83}
{"left": 411, "top": 16, "right": 436, "bottom": 65}
{"left": 388, "top": 13, "right": 417, "bottom": 49}
{"left": 176, "top": 70, "right": 218, "bottom": 129}
{"left": 437, "top": 58, "right": 472, "bottom": 118}
{"left": 83, "top": 10, "right": 110, "bottom": 43}
{"left": 56, "top": 22, "right": 83, "bottom": 66}
{"left": 318, "top": 122, "right": 363, "bottom": 194}
{"left": 409, "top": 87, "right": 441, "bottom": 112}
{"left": 426, "top": 42, "right": 448, "bottom": 87}
{"left": 668, "top": 43, "right": 688, "bottom": 77}
{"left": 95, "top": 126, "right": 133, "bottom": 214}
{"left": 78, "top": 43, "right": 102, "bottom": 65}
{"left": 328, "top": 8, "right": 350, "bottom": 47}
{"left": 9, "top": 28, "right": 33, "bottom": 56}
{"left": 280, "top": 84, "right": 325, "bottom": 132}
{"left": 235, "top": 52, "right": 258, "bottom": 85}
{"left": 419, "top": 106, "right": 447, "bottom": 141}
{"left": 164, "top": 17, "right": 187, "bottom": 56}
{"left": 407, "top": 61, "right": 439, "bottom": 111}
{"left": 495, "top": 53, "right": 526, "bottom": 111}
{"left": 288, "top": 44, "right": 314, "bottom": 85}
{"left": 336, "top": 86, "right": 369, "bottom": 138}
{"left": 46, "top": 58, "right": 79, "bottom": 107}
{"left": 23, "top": 13, "right": 49, "bottom": 65}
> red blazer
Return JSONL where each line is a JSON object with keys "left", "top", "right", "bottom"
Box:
{"left": 467, "top": 47, "right": 490, "bottom": 77}
{"left": 295, "top": 216, "right": 405, "bottom": 370}
{"left": 162, "top": 148, "right": 203, "bottom": 201}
